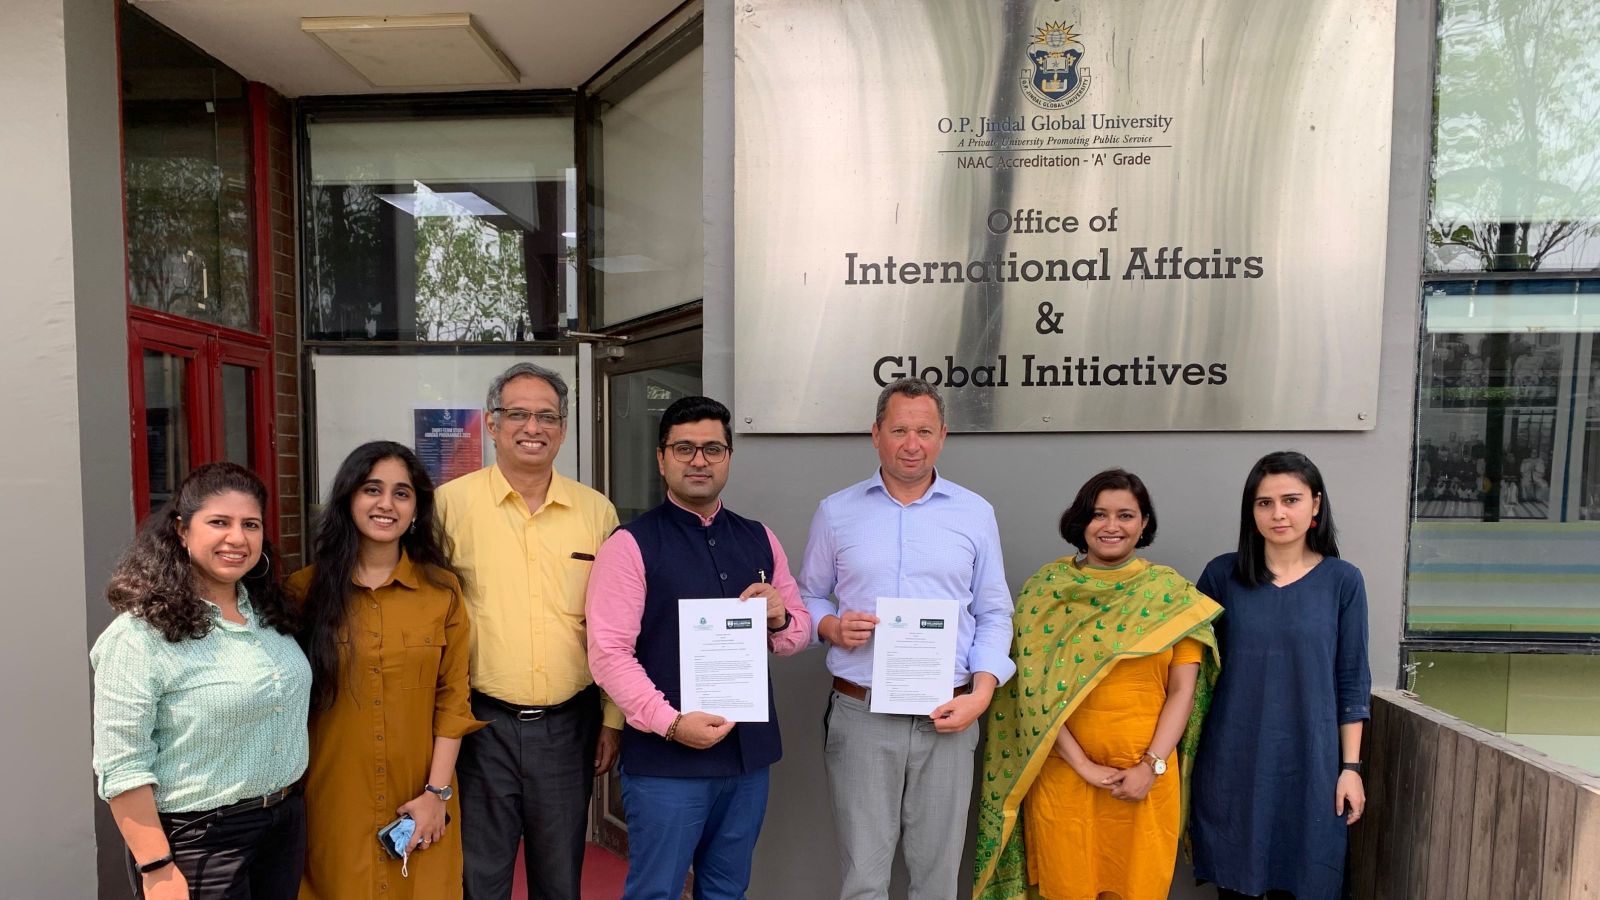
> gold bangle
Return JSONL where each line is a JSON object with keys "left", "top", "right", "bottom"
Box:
{"left": 664, "top": 713, "right": 684, "bottom": 743}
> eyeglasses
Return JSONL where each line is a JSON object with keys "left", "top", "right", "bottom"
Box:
{"left": 664, "top": 441, "right": 730, "bottom": 463}
{"left": 493, "top": 408, "right": 566, "bottom": 428}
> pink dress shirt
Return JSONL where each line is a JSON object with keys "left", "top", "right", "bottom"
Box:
{"left": 585, "top": 498, "right": 812, "bottom": 736}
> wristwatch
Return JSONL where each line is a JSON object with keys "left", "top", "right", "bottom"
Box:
{"left": 425, "top": 783, "right": 453, "bottom": 801}
{"left": 768, "top": 610, "right": 793, "bottom": 633}
{"left": 1340, "top": 761, "right": 1364, "bottom": 774}
{"left": 1141, "top": 751, "right": 1168, "bottom": 776}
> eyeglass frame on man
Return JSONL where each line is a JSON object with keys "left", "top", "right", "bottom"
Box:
{"left": 492, "top": 407, "right": 566, "bottom": 428}
{"left": 661, "top": 441, "right": 730, "bottom": 464}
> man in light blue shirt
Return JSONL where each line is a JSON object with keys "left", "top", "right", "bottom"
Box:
{"left": 798, "top": 377, "right": 1015, "bottom": 900}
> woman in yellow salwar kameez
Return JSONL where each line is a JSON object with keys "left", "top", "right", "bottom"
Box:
{"left": 975, "top": 469, "right": 1221, "bottom": 900}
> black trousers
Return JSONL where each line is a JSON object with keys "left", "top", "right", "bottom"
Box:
{"left": 459, "top": 686, "right": 601, "bottom": 900}
{"left": 1217, "top": 891, "right": 1296, "bottom": 900}
{"left": 127, "top": 794, "right": 305, "bottom": 900}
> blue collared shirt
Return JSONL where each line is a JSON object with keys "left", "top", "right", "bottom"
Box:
{"left": 797, "top": 469, "right": 1016, "bottom": 688}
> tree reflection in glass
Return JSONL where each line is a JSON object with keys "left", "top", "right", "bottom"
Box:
{"left": 1429, "top": 0, "right": 1600, "bottom": 273}
{"left": 305, "top": 177, "right": 560, "bottom": 342}
{"left": 120, "top": 9, "right": 255, "bottom": 332}
{"left": 412, "top": 187, "right": 530, "bottom": 341}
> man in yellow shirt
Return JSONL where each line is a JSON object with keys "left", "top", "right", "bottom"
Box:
{"left": 436, "top": 362, "right": 621, "bottom": 900}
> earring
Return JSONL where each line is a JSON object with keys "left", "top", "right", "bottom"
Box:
{"left": 409, "top": 520, "right": 417, "bottom": 534}
{"left": 1311, "top": 517, "right": 1319, "bottom": 527}
{"left": 246, "top": 554, "right": 272, "bottom": 580}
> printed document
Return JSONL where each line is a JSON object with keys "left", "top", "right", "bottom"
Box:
{"left": 870, "top": 597, "right": 959, "bottom": 715}
{"left": 678, "top": 597, "right": 769, "bottom": 722}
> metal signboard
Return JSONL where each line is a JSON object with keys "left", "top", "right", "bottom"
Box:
{"left": 734, "top": 0, "right": 1396, "bottom": 432}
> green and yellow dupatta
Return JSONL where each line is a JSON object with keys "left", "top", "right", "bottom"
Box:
{"left": 972, "top": 557, "right": 1222, "bottom": 900}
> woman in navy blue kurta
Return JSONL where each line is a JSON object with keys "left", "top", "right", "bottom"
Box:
{"left": 1189, "top": 452, "right": 1371, "bottom": 900}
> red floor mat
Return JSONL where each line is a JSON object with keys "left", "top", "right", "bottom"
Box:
{"left": 511, "top": 841, "right": 627, "bottom": 899}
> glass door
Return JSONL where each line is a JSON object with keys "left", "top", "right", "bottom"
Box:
{"left": 606, "top": 361, "right": 704, "bottom": 521}
{"left": 592, "top": 327, "right": 702, "bottom": 857}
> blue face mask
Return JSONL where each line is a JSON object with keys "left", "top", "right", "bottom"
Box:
{"left": 382, "top": 810, "right": 416, "bottom": 871}
{"left": 383, "top": 816, "right": 415, "bottom": 856}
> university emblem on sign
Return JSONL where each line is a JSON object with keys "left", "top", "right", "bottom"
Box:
{"left": 1020, "top": 21, "right": 1091, "bottom": 110}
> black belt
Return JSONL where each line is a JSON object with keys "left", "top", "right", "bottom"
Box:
{"left": 473, "top": 685, "right": 596, "bottom": 721}
{"left": 163, "top": 784, "right": 298, "bottom": 839}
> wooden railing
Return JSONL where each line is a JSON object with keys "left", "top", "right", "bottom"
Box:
{"left": 1349, "top": 689, "right": 1600, "bottom": 900}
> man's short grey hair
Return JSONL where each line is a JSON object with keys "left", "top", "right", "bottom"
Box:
{"left": 487, "top": 362, "right": 569, "bottom": 418}
{"left": 874, "top": 377, "right": 945, "bottom": 425}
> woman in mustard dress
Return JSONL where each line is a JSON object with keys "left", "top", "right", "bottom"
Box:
{"left": 975, "top": 468, "right": 1222, "bottom": 900}
{"left": 289, "top": 441, "right": 484, "bottom": 900}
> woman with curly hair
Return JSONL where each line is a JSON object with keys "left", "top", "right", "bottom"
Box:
{"left": 91, "top": 461, "right": 311, "bottom": 900}
{"left": 288, "top": 441, "right": 482, "bottom": 900}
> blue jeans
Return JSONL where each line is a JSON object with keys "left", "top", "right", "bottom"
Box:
{"left": 619, "top": 766, "right": 770, "bottom": 900}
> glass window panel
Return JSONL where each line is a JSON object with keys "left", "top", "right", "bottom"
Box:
{"left": 593, "top": 43, "right": 704, "bottom": 325}
{"left": 221, "top": 363, "right": 254, "bottom": 467}
{"left": 1408, "top": 279, "right": 1600, "bottom": 636}
{"left": 308, "top": 353, "right": 580, "bottom": 504}
{"left": 143, "top": 350, "right": 191, "bottom": 510}
{"left": 606, "top": 363, "right": 703, "bottom": 522}
{"left": 304, "top": 117, "right": 575, "bottom": 341}
{"left": 1409, "top": 651, "right": 1600, "bottom": 775}
{"left": 120, "top": 9, "right": 256, "bottom": 330}
{"left": 1428, "top": 0, "right": 1600, "bottom": 273}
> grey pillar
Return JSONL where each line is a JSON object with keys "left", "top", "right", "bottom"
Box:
{"left": 0, "top": 0, "right": 132, "bottom": 896}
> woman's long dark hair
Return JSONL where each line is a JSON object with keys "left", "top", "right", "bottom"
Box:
{"left": 106, "top": 462, "right": 292, "bottom": 642}
{"left": 300, "top": 441, "right": 460, "bottom": 711}
{"left": 1234, "top": 450, "right": 1341, "bottom": 588}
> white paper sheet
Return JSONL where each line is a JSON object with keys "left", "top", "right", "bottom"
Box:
{"left": 869, "top": 597, "right": 960, "bottom": 715}
{"left": 677, "top": 597, "right": 769, "bottom": 722}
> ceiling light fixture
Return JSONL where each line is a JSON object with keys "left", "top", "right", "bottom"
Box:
{"left": 301, "top": 14, "right": 520, "bottom": 88}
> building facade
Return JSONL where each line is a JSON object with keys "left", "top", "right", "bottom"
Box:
{"left": 1, "top": 0, "right": 1595, "bottom": 897}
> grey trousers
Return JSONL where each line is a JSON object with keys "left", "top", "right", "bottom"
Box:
{"left": 459, "top": 689, "right": 601, "bottom": 900}
{"left": 823, "top": 689, "right": 980, "bottom": 900}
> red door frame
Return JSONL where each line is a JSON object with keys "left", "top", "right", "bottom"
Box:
{"left": 128, "top": 313, "right": 278, "bottom": 532}
{"left": 127, "top": 318, "right": 208, "bottom": 517}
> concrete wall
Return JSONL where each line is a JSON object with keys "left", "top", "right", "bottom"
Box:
{"left": 0, "top": 0, "right": 131, "bottom": 898}
{"left": 704, "top": 0, "right": 1431, "bottom": 896}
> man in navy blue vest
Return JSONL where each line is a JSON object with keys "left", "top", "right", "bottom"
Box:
{"left": 586, "top": 396, "right": 812, "bottom": 900}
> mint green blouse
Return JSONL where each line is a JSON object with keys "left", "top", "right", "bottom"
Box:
{"left": 90, "top": 587, "right": 312, "bottom": 813}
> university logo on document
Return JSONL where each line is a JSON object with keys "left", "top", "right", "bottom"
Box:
{"left": 1020, "top": 21, "right": 1091, "bottom": 110}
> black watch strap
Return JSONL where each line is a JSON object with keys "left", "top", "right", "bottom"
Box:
{"left": 1340, "top": 761, "right": 1364, "bottom": 774}
{"left": 768, "top": 610, "right": 793, "bottom": 633}
{"left": 137, "top": 853, "right": 175, "bottom": 875}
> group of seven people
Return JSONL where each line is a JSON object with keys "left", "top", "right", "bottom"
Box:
{"left": 92, "top": 363, "right": 1370, "bottom": 900}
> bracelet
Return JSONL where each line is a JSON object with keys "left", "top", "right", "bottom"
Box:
{"left": 664, "top": 713, "right": 684, "bottom": 743}
{"left": 768, "top": 610, "right": 793, "bottom": 633}
{"left": 136, "top": 853, "right": 175, "bottom": 875}
{"left": 1341, "top": 761, "right": 1363, "bottom": 774}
